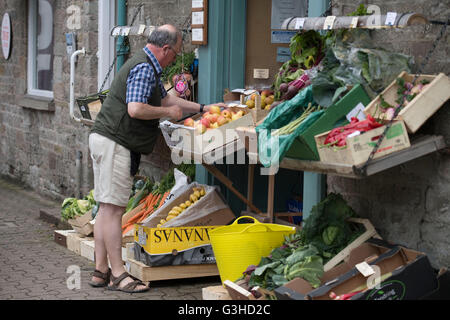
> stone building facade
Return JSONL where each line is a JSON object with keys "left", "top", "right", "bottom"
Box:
{"left": 1, "top": 0, "right": 449, "bottom": 269}
{"left": 0, "top": 0, "right": 192, "bottom": 200}
{"left": 330, "top": 0, "right": 450, "bottom": 268}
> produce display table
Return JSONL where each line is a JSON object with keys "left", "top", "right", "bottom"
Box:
{"left": 236, "top": 126, "right": 447, "bottom": 179}
{"left": 171, "top": 125, "right": 446, "bottom": 225}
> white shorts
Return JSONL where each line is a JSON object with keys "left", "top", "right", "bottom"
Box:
{"left": 89, "top": 133, "right": 133, "bottom": 207}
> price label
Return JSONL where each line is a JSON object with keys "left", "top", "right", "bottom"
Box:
{"left": 385, "top": 12, "right": 397, "bottom": 26}
{"left": 121, "top": 27, "right": 130, "bottom": 36}
{"left": 350, "top": 17, "right": 359, "bottom": 29}
{"left": 323, "top": 16, "right": 336, "bottom": 30}
{"left": 137, "top": 24, "right": 146, "bottom": 35}
{"left": 112, "top": 27, "right": 121, "bottom": 36}
{"left": 356, "top": 261, "right": 376, "bottom": 277}
{"left": 295, "top": 18, "right": 305, "bottom": 30}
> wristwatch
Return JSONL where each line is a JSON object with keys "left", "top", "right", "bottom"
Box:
{"left": 199, "top": 104, "right": 205, "bottom": 112}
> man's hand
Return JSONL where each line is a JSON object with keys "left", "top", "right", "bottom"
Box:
{"left": 167, "top": 105, "right": 183, "bottom": 120}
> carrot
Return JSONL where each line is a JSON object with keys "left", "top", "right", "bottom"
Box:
{"left": 122, "top": 224, "right": 135, "bottom": 235}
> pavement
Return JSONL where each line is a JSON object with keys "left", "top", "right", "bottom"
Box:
{"left": 0, "top": 177, "right": 221, "bottom": 300}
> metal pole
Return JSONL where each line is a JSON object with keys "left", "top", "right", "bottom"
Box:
{"left": 116, "top": 0, "right": 128, "bottom": 71}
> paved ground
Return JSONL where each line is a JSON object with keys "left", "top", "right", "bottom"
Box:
{"left": 0, "top": 177, "right": 221, "bottom": 300}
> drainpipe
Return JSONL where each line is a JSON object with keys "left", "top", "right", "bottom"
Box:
{"left": 116, "top": 0, "right": 128, "bottom": 71}
{"left": 75, "top": 151, "right": 83, "bottom": 199}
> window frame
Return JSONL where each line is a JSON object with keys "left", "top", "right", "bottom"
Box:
{"left": 27, "top": 0, "right": 54, "bottom": 99}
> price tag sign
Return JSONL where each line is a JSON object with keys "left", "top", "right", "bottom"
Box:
{"left": 323, "top": 16, "right": 336, "bottom": 30}
{"left": 356, "top": 261, "right": 376, "bottom": 277}
{"left": 121, "top": 27, "right": 130, "bottom": 36}
{"left": 137, "top": 24, "right": 146, "bottom": 35}
{"left": 295, "top": 18, "right": 305, "bottom": 30}
{"left": 112, "top": 27, "right": 121, "bottom": 36}
{"left": 350, "top": 17, "right": 359, "bottom": 29}
{"left": 385, "top": 12, "right": 397, "bottom": 26}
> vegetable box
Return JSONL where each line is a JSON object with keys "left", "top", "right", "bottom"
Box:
{"left": 364, "top": 71, "right": 450, "bottom": 134}
{"left": 314, "top": 120, "right": 410, "bottom": 166}
{"left": 68, "top": 210, "right": 93, "bottom": 236}
{"left": 160, "top": 105, "right": 253, "bottom": 158}
{"left": 133, "top": 183, "right": 235, "bottom": 267}
{"left": 274, "top": 239, "right": 439, "bottom": 300}
{"left": 133, "top": 225, "right": 220, "bottom": 267}
{"left": 284, "top": 84, "right": 371, "bottom": 161}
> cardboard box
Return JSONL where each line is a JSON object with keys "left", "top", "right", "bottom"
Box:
{"left": 274, "top": 239, "right": 439, "bottom": 300}
{"left": 160, "top": 105, "right": 253, "bottom": 156}
{"left": 364, "top": 72, "right": 450, "bottom": 133}
{"left": 423, "top": 268, "right": 450, "bottom": 300}
{"left": 315, "top": 120, "right": 410, "bottom": 166}
{"left": 133, "top": 183, "right": 235, "bottom": 267}
{"left": 68, "top": 210, "right": 93, "bottom": 236}
{"left": 133, "top": 225, "right": 220, "bottom": 267}
{"left": 285, "top": 84, "right": 372, "bottom": 161}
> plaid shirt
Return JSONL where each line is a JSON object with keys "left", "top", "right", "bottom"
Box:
{"left": 126, "top": 47, "right": 167, "bottom": 104}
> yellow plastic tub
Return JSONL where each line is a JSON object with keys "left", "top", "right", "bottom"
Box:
{"left": 209, "top": 216, "right": 296, "bottom": 284}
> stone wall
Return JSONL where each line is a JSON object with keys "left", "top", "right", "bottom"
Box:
{"left": 0, "top": 0, "right": 192, "bottom": 201}
{"left": 329, "top": 0, "right": 450, "bottom": 268}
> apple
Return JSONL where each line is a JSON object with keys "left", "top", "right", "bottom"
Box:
{"left": 200, "top": 118, "right": 210, "bottom": 128}
{"left": 209, "top": 105, "right": 221, "bottom": 115}
{"left": 202, "top": 111, "right": 211, "bottom": 119}
{"left": 183, "top": 117, "right": 195, "bottom": 127}
{"left": 210, "top": 122, "right": 219, "bottom": 129}
{"left": 208, "top": 113, "right": 219, "bottom": 124}
{"left": 231, "top": 110, "right": 244, "bottom": 121}
{"left": 221, "top": 109, "right": 232, "bottom": 119}
{"left": 196, "top": 123, "right": 207, "bottom": 134}
{"left": 217, "top": 115, "right": 227, "bottom": 126}
{"left": 261, "top": 89, "right": 273, "bottom": 96}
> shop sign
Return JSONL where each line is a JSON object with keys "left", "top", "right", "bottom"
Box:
{"left": 2, "top": 12, "right": 11, "bottom": 60}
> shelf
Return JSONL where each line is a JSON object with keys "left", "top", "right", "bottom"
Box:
{"left": 235, "top": 126, "right": 446, "bottom": 179}
{"left": 281, "top": 13, "right": 428, "bottom": 31}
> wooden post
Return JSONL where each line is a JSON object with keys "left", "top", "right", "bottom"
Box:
{"left": 203, "top": 164, "right": 262, "bottom": 214}
{"left": 247, "top": 164, "right": 255, "bottom": 212}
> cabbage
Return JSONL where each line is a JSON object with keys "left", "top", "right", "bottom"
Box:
{"left": 77, "top": 200, "right": 90, "bottom": 214}
{"left": 60, "top": 193, "right": 95, "bottom": 221}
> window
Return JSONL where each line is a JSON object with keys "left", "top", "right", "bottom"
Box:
{"left": 27, "top": 0, "right": 54, "bottom": 98}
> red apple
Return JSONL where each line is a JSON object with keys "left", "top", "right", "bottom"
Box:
{"left": 183, "top": 117, "right": 195, "bottom": 127}
{"left": 208, "top": 113, "right": 219, "bottom": 124}
{"left": 202, "top": 111, "right": 211, "bottom": 118}
{"left": 217, "top": 115, "right": 227, "bottom": 126}
{"left": 209, "top": 105, "right": 221, "bottom": 115}
{"left": 200, "top": 118, "right": 210, "bottom": 128}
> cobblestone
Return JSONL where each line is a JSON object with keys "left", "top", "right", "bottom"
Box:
{"left": 0, "top": 178, "right": 221, "bottom": 300}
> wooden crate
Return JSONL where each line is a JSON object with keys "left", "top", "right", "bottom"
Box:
{"left": 239, "top": 92, "right": 270, "bottom": 124}
{"left": 364, "top": 71, "right": 450, "bottom": 133}
{"left": 68, "top": 210, "right": 94, "bottom": 236}
{"left": 125, "top": 257, "right": 220, "bottom": 282}
{"left": 161, "top": 106, "right": 253, "bottom": 157}
{"left": 202, "top": 285, "right": 232, "bottom": 300}
{"left": 315, "top": 121, "right": 410, "bottom": 166}
{"left": 323, "top": 218, "right": 381, "bottom": 272}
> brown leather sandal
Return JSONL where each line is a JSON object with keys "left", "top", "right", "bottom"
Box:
{"left": 107, "top": 272, "right": 149, "bottom": 293}
{"left": 88, "top": 268, "right": 111, "bottom": 288}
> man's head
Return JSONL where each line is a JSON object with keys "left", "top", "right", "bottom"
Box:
{"left": 147, "top": 24, "right": 182, "bottom": 68}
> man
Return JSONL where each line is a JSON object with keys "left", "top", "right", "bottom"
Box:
{"left": 88, "top": 24, "right": 226, "bottom": 293}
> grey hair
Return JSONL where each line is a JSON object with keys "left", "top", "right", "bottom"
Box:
{"left": 147, "top": 27, "right": 179, "bottom": 47}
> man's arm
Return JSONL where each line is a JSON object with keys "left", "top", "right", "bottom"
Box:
{"left": 128, "top": 102, "right": 182, "bottom": 120}
{"left": 162, "top": 94, "right": 227, "bottom": 113}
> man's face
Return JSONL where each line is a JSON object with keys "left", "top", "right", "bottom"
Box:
{"left": 162, "top": 37, "right": 182, "bottom": 67}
